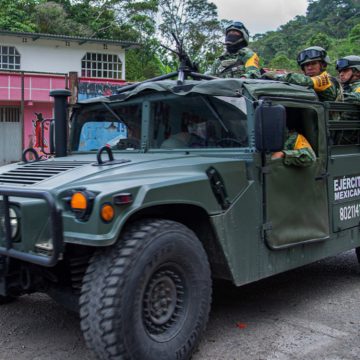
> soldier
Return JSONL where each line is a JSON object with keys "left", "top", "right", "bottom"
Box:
{"left": 336, "top": 55, "right": 360, "bottom": 103}
{"left": 209, "top": 21, "right": 261, "bottom": 79}
{"left": 272, "top": 130, "right": 316, "bottom": 167}
{"left": 263, "top": 46, "right": 342, "bottom": 102}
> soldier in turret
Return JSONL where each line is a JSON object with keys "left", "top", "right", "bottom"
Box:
{"left": 209, "top": 21, "right": 261, "bottom": 79}
{"left": 336, "top": 55, "right": 360, "bottom": 103}
{"left": 263, "top": 46, "right": 343, "bottom": 102}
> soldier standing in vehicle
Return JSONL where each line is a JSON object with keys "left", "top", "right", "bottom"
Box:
{"left": 209, "top": 21, "right": 261, "bottom": 79}
{"left": 336, "top": 55, "right": 360, "bottom": 103}
{"left": 263, "top": 46, "right": 343, "bottom": 102}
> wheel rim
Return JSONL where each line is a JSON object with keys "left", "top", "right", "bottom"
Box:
{"left": 143, "top": 266, "right": 186, "bottom": 340}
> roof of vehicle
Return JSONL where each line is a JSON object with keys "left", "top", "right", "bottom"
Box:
{"left": 78, "top": 78, "right": 318, "bottom": 105}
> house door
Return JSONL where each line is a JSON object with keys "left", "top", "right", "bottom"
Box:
{"left": 0, "top": 107, "right": 22, "bottom": 165}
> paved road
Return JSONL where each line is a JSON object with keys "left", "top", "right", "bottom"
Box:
{"left": 0, "top": 250, "right": 359, "bottom": 360}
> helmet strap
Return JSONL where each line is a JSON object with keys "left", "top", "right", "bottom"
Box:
{"left": 351, "top": 69, "right": 360, "bottom": 81}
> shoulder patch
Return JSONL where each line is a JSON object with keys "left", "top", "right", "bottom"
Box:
{"left": 245, "top": 53, "right": 259, "bottom": 69}
{"left": 311, "top": 72, "right": 332, "bottom": 92}
{"left": 355, "top": 86, "right": 360, "bottom": 93}
{"left": 294, "top": 134, "right": 313, "bottom": 150}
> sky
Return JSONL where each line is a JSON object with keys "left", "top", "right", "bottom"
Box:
{"left": 212, "top": 0, "right": 308, "bottom": 35}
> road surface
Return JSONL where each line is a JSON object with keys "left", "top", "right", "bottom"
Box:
{"left": 0, "top": 250, "right": 359, "bottom": 360}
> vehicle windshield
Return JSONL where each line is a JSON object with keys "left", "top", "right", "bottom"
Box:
{"left": 71, "top": 93, "right": 248, "bottom": 151}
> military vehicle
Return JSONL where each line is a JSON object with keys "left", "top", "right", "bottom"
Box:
{"left": 0, "top": 67, "right": 359, "bottom": 360}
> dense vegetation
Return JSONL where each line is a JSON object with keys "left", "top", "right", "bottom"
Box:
{"left": 252, "top": 0, "right": 360, "bottom": 73}
{"left": 0, "top": 0, "right": 358, "bottom": 79}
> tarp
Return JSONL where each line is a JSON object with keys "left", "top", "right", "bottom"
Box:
{"left": 79, "top": 78, "right": 318, "bottom": 105}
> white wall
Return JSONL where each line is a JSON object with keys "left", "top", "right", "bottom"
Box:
{"left": 0, "top": 35, "right": 126, "bottom": 79}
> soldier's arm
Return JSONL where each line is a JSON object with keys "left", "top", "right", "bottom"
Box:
{"left": 282, "top": 148, "right": 316, "bottom": 167}
{"left": 275, "top": 73, "right": 314, "bottom": 87}
{"left": 275, "top": 132, "right": 316, "bottom": 167}
{"left": 344, "top": 86, "right": 360, "bottom": 103}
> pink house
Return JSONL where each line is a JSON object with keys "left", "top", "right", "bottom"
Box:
{"left": 0, "top": 30, "right": 138, "bottom": 164}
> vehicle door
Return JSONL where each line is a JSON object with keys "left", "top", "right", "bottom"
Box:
{"left": 264, "top": 102, "right": 330, "bottom": 249}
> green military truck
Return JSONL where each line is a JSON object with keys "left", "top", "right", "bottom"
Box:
{"left": 0, "top": 76, "right": 359, "bottom": 360}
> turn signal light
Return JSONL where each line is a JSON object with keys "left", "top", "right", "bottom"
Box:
{"left": 71, "top": 192, "right": 88, "bottom": 210}
{"left": 68, "top": 190, "right": 95, "bottom": 221}
{"left": 100, "top": 203, "right": 115, "bottom": 223}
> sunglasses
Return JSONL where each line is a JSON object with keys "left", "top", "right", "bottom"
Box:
{"left": 336, "top": 58, "right": 360, "bottom": 71}
{"left": 297, "top": 49, "right": 326, "bottom": 63}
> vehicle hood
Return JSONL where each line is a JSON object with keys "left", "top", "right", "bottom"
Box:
{"left": 0, "top": 152, "right": 246, "bottom": 194}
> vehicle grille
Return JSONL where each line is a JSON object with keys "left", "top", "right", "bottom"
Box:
{"left": 0, "top": 161, "right": 91, "bottom": 186}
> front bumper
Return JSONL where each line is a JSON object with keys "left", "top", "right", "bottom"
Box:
{"left": 0, "top": 188, "right": 63, "bottom": 267}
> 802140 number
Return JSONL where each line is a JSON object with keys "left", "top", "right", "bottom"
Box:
{"left": 339, "top": 204, "right": 360, "bottom": 221}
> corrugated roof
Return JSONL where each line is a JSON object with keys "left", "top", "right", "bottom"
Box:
{"left": 0, "top": 30, "right": 139, "bottom": 48}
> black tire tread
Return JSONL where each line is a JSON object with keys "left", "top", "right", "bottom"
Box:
{"left": 80, "top": 219, "right": 211, "bottom": 360}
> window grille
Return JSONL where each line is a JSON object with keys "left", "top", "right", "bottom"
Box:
{"left": 81, "top": 53, "right": 122, "bottom": 79}
{"left": 0, "top": 46, "right": 20, "bottom": 70}
{"left": 0, "top": 107, "right": 20, "bottom": 123}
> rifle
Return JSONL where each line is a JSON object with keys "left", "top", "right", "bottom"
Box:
{"left": 161, "top": 32, "right": 215, "bottom": 84}
{"left": 115, "top": 32, "right": 215, "bottom": 95}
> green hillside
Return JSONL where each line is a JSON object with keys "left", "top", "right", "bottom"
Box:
{"left": 251, "top": 0, "right": 360, "bottom": 73}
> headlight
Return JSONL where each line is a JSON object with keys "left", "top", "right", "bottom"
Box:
{"left": 9, "top": 207, "right": 19, "bottom": 239}
{"left": 1, "top": 207, "right": 20, "bottom": 240}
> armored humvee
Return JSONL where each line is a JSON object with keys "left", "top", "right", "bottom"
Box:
{"left": 0, "top": 74, "right": 359, "bottom": 360}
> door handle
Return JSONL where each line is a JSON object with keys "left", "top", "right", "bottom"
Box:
{"left": 315, "top": 172, "right": 329, "bottom": 181}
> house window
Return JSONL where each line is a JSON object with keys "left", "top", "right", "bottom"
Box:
{"left": 81, "top": 53, "right": 122, "bottom": 79}
{"left": 0, "top": 107, "right": 20, "bottom": 122}
{"left": 0, "top": 46, "right": 20, "bottom": 70}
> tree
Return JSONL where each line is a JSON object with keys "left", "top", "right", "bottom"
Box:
{"left": 306, "top": 32, "right": 332, "bottom": 49}
{"left": 157, "top": 0, "right": 223, "bottom": 72}
{"left": 0, "top": 0, "right": 38, "bottom": 32}
{"left": 252, "top": 0, "right": 359, "bottom": 69}
{"left": 349, "top": 23, "right": 360, "bottom": 49}
{"left": 33, "top": 1, "right": 92, "bottom": 35}
{"left": 269, "top": 54, "right": 297, "bottom": 71}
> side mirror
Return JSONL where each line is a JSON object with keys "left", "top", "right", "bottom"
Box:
{"left": 255, "top": 102, "right": 286, "bottom": 152}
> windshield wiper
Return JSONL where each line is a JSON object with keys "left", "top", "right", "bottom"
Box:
{"left": 200, "top": 96, "right": 229, "bottom": 133}
{"left": 101, "top": 102, "right": 132, "bottom": 131}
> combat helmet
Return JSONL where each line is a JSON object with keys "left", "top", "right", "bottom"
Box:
{"left": 225, "top": 21, "right": 249, "bottom": 47}
{"left": 336, "top": 55, "right": 360, "bottom": 72}
{"left": 297, "top": 46, "right": 331, "bottom": 68}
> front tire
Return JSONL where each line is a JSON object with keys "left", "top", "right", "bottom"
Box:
{"left": 0, "top": 295, "right": 16, "bottom": 305}
{"left": 355, "top": 247, "right": 360, "bottom": 263}
{"left": 80, "top": 219, "right": 212, "bottom": 360}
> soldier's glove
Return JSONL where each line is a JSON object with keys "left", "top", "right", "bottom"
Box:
{"left": 261, "top": 71, "right": 278, "bottom": 80}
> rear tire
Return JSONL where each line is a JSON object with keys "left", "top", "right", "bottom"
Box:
{"left": 80, "top": 219, "right": 212, "bottom": 360}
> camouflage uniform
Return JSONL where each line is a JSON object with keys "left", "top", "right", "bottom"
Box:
{"left": 275, "top": 71, "right": 342, "bottom": 102}
{"left": 343, "top": 80, "right": 360, "bottom": 103}
{"left": 209, "top": 48, "right": 261, "bottom": 79}
{"left": 280, "top": 131, "right": 316, "bottom": 167}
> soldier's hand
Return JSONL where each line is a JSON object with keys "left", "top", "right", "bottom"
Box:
{"left": 261, "top": 71, "right": 278, "bottom": 80}
{"left": 271, "top": 151, "right": 284, "bottom": 160}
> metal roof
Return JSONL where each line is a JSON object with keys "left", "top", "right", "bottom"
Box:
{"left": 0, "top": 30, "right": 139, "bottom": 48}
